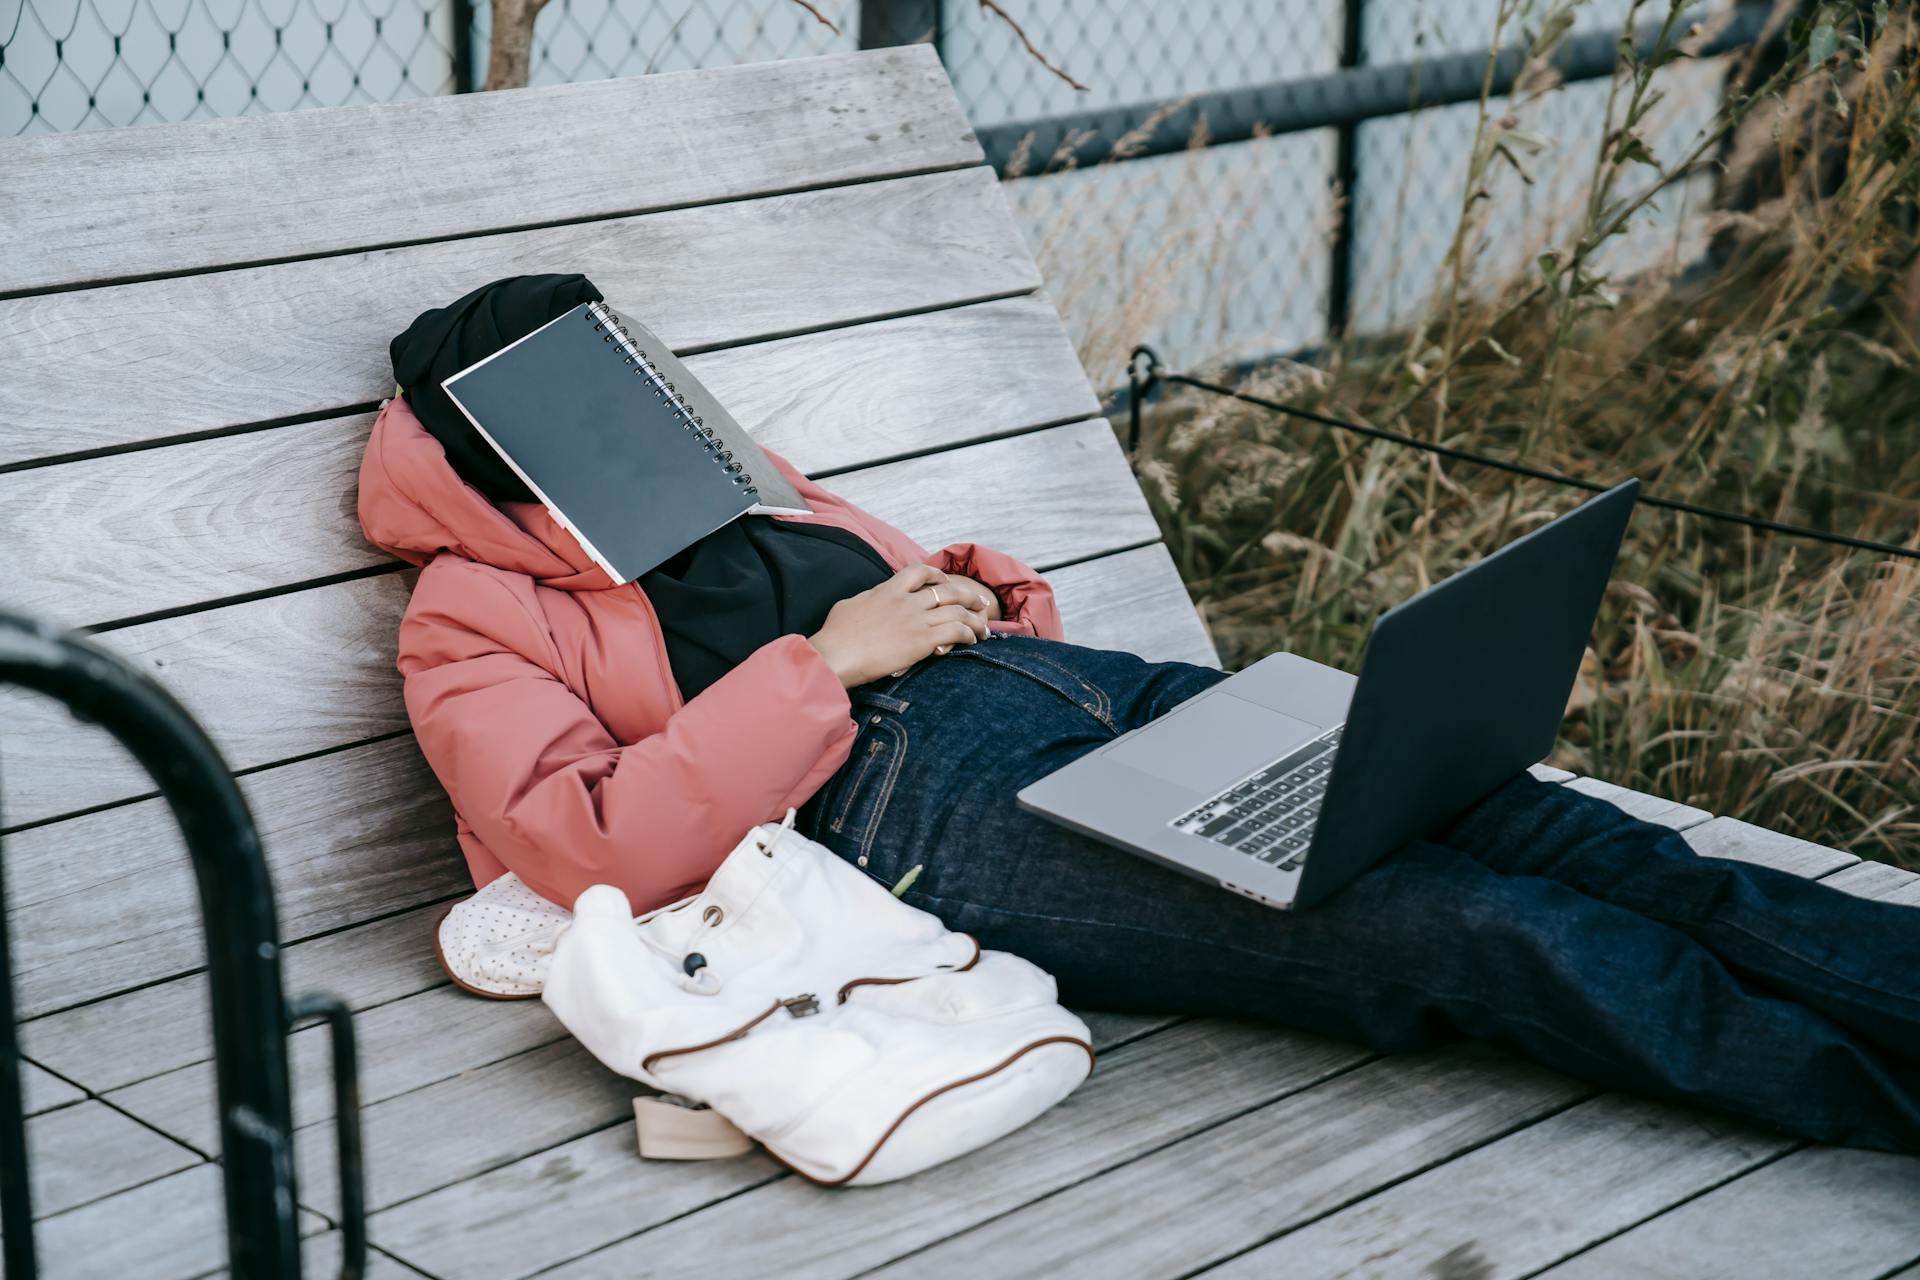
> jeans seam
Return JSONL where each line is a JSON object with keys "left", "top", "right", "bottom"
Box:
{"left": 828, "top": 739, "right": 882, "bottom": 835}
{"left": 958, "top": 644, "right": 1114, "bottom": 729}
{"left": 1022, "top": 649, "right": 1113, "bottom": 726}
{"left": 1713, "top": 915, "right": 1920, "bottom": 1014}
{"left": 857, "top": 716, "right": 908, "bottom": 868}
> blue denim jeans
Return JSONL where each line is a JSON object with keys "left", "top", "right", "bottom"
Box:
{"left": 794, "top": 632, "right": 1920, "bottom": 1153}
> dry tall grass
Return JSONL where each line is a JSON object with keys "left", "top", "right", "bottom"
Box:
{"left": 1051, "top": 1, "right": 1920, "bottom": 863}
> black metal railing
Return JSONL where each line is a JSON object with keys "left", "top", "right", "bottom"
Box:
{"left": 974, "top": 2, "right": 1769, "bottom": 345}
{"left": 0, "top": 610, "right": 365, "bottom": 1280}
{"left": 6, "top": 0, "right": 1771, "bottom": 367}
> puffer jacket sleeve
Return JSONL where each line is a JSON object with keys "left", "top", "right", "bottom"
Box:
{"left": 923, "top": 540, "right": 1064, "bottom": 640}
{"left": 399, "top": 560, "right": 857, "bottom": 912}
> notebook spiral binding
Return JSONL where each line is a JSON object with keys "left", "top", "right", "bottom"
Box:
{"left": 583, "top": 301, "right": 757, "bottom": 497}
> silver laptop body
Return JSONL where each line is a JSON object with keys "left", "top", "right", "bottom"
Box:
{"left": 1017, "top": 651, "right": 1355, "bottom": 910}
{"left": 1016, "top": 481, "right": 1641, "bottom": 911}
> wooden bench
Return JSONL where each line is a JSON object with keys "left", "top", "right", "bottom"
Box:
{"left": 3, "top": 46, "right": 1917, "bottom": 1280}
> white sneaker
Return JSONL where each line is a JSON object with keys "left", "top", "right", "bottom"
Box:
{"left": 433, "top": 872, "right": 572, "bottom": 999}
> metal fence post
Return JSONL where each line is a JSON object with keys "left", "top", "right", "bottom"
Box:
{"left": 451, "top": 0, "right": 477, "bottom": 92}
{"left": 859, "top": 0, "right": 943, "bottom": 56}
{"left": 1327, "top": 0, "right": 1364, "bottom": 336}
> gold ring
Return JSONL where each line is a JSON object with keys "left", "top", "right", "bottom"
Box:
{"left": 930, "top": 585, "right": 943, "bottom": 607}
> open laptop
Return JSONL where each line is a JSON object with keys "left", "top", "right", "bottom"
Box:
{"left": 1018, "top": 480, "right": 1640, "bottom": 911}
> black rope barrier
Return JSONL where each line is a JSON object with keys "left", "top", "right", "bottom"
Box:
{"left": 1127, "top": 345, "right": 1920, "bottom": 566}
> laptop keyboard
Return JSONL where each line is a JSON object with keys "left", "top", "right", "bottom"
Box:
{"left": 1169, "top": 725, "right": 1344, "bottom": 871}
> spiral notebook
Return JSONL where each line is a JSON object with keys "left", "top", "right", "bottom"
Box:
{"left": 440, "top": 301, "right": 809, "bottom": 583}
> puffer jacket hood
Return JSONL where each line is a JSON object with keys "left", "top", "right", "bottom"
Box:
{"left": 357, "top": 392, "right": 615, "bottom": 592}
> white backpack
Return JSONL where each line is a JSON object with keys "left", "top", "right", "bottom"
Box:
{"left": 435, "top": 812, "right": 1094, "bottom": 1186}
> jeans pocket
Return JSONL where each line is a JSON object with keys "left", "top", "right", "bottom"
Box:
{"left": 822, "top": 712, "right": 909, "bottom": 878}
{"left": 946, "top": 639, "right": 1115, "bottom": 729}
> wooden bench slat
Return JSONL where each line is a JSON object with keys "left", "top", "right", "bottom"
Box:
{"left": 8, "top": 735, "right": 464, "bottom": 1020}
{"left": 0, "top": 47, "right": 977, "bottom": 297}
{"left": 203, "top": 1231, "right": 426, "bottom": 1280}
{"left": 25, "top": 1100, "right": 202, "bottom": 1219}
{"left": 1046, "top": 542, "right": 1218, "bottom": 668}
{"left": 828, "top": 419, "right": 1156, "bottom": 570}
{"left": 2, "top": 419, "right": 1155, "bottom": 829}
{"left": 22, "top": 1061, "right": 84, "bottom": 1116}
{"left": 0, "top": 168, "right": 1046, "bottom": 467}
{"left": 23, "top": 904, "right": 449, "bottom": 1095}
{"left": 1195, "top": 1092, "right": 1783, "bottom": 1280}
{"left": 18, "top": 1164, "right": 326, "bottom": 1280}
{"left": 374, "top": 1123, "right": 781, "bottom": 1279}
{"left": 1561, "top": 777, "right": 1713, "bottom": 831}
{"left": 357, "top": 1013, "right": 1167, "bottom": 1280}
{"left": 108, "top": 984, "right": 565, "bottom": 1157}
{"left": 3, "top": 288, "right": 1089, "bottom": 626}
{"left": 360, "top": 1014, "right": 1180, "bottom": 1280}
{"left": 5, "top": 544, "right": 1194, "bottom": 1016}
{"left": 1681, "top": 815, "right": 1861, "bottom": 879}
{"left": 1820, "top": 859, "right": 1920, "bottom": 905}
{"left": 372, "top": 1019, "right": 1356, "bottom": 1279}
{"left": 297, "top": 1037, "right": 634, "bottom": 1218}
{"left": 1536, "top": 1146, "right": 1920, "bottom": 1280}
{"left": 863, "top": 1046, "right": 1585, "bottom": 1280}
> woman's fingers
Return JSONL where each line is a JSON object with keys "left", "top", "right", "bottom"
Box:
{"left": 928, "top": 605, "right": 989, "bottom": 641}
{"left": 908, "top": 571, "right": 993, "bottom": 613}
{"left": 936, "top": 619, "right": 982, "bottom": 648}
{"left": 892, "top": 563, "right": 945, "bottom": 594}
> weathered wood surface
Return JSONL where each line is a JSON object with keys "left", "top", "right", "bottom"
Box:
{"left": 1562, "top": 775, "right": 1712, "bottom": 830}
{"left": 7, "top": 736, "right": 463, "bottom": 1018}
{"left": 21, "top": 1060, "right": 82, "bottom": 1116}
{"left": 413, "top": 1021, "right": 1367, "bottom": 1280}
{"left": 1203, "top": 1093, "right": 1784, "bottom": 1280}
{"left": 108, "top": 983, "right": 565, "bottom": 1155}
{"left": 0, "top": 169, "right": 1044, "bottom": 468}
{"left": 371, "top": 1012, "right": 1183, "bottom": 1278}
{"left": 0, "top": 420, "right": 1156, "bottom": 828}
{"left": 3, "top": 288, "right": 1089, "bottom": 625}
{"left": 4, "top": 383, "right": 1112, "bottom": 633}
{"left": 0, "top": 47, "right": 976, "bottom": 296}
{"left": 1682, "top": 814, "right": 1861, "bottom": 878}
{"left": 25, "top": 1099, "right": 200, "bottom": 1218}
{"left": 296, "top": 1037, "right": 635, "bottom": 1218}
{"left": 1049, "top": 542, "right": 1220, "bottom": 667}
{"left": 1820, "top": 858, "right": 1920, "bottom": 905}
{"left": 204, "top": 1230, "right": 428, "bottom": 1280}
{"left": 15, "top": 1163, "right": 327, "bottom": 1280}
{"left": 22, "top": 903, "right": 452, "bottom": 1093}
{"left": 874, "top": 1046, "right": 1585, "bottom": 1280}
{"left": 1540, "top": 1146, "right": 1920, "bottom": 1279}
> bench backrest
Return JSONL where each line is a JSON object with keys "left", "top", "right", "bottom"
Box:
{"left": 0, "top": 47, "right": 1215, "bottom": 1020}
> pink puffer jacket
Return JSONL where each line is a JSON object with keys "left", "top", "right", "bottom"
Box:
{"left": 356, "top": 395, "right": 1064, "bottom": 912}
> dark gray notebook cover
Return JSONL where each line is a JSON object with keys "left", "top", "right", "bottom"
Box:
{"left": 441, "top": 303, "right": 760, "bottom": 583}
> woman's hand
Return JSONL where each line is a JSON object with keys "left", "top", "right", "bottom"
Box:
{"left": 936, "top": 571, "right": 1003, "bottom": 622}
{"left": 806, "top": 564, "right": 993, "bottom": 689}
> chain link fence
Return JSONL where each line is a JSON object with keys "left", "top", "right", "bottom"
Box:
{"left": 4, "top": 0, "right": 1744, "bottom": 379}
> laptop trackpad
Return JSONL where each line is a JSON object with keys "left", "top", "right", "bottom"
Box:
{"left": 1105, "top": 694, "right": 1322, "bottom": 794}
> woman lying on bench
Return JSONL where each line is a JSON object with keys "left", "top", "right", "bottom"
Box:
{"left": 358, "top": 273, "right": 1920, "bottom": 1155}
